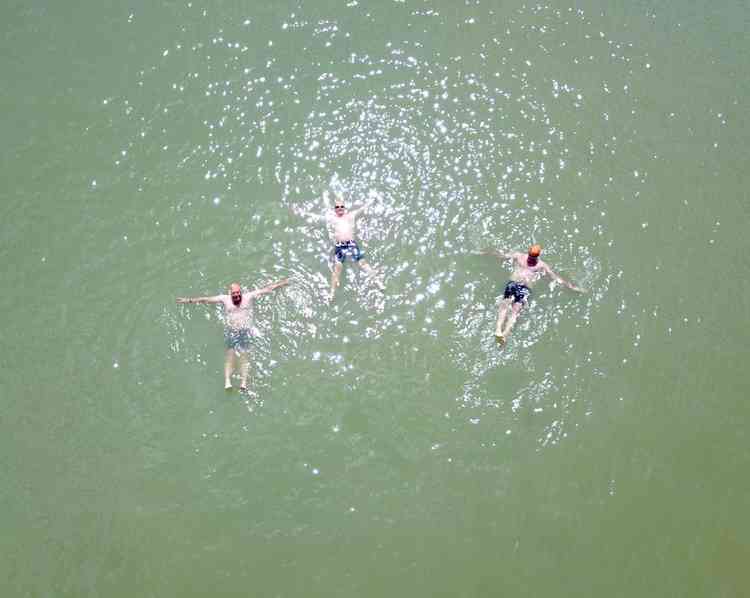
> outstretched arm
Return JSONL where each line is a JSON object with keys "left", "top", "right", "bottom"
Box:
{"left": 292, "top": 189, "right": 339, "bottom": 221}
{"left": 176, "top": 295, "right": 225, "bottom": 304}
{"left": 479, "top": 247, "right": 514, "bottom": 259}
{"left": 543, "top": 264, "right": 585, "bottom": 293}
{"left": 289, "top": 205, "right": 325, "bottom": 222}
{"left": 348, "top": 190, "right": 382, "bottom": 217}
{"left": 348, "top": 192, "right": 368, "bottom": 217}
{"left": 348, "top": 204, "right": 367, "bottom": 217}
{"left": 248, "top": 278, "right": 290, "bottom": 298}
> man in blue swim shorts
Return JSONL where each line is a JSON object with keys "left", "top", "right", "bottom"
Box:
{"left": 292, "top": 190, "right": 383, "bottom": 301}
{"left": 481, "top": 244, "right": 585, "bottom": 345}
{"left": 177, "top": 278, "right": 289, "bottom": 391}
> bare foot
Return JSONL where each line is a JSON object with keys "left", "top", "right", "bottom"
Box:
{"left": 495, "top": 334, "right": 506, "bottom": 347}
{"left": 224, "top": 381, "right": 232, "bottom": 390}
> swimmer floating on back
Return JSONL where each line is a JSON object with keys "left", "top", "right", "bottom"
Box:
{"left": 177, "top": 279, "right": 289, "bottom": 391}
{"left": 480, "top": 244, "right": 585, "bottom": 345}
{"left": 291, "top": 190, "right": 383, "bottom": 302}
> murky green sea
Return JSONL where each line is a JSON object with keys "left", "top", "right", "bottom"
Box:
{"left": 2, "top": 1, "right": 749, "bottom": 596}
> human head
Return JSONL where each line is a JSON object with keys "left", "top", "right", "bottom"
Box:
{"left": 229, "top": 282, "right": 242, "bottom": 305}
{"left": 333, "top": 193, "right": 346, "bottom": 216}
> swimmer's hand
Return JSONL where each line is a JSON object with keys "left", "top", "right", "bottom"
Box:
{"left": 176, "top": 297, "right": 191, "bottom": 304}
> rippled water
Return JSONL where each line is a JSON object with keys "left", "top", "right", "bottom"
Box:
{"left": 108, "top": 2, "right": 655, "bottom": 443}
{"left": 3, "top": 1, "right": 749, "bottom": 596}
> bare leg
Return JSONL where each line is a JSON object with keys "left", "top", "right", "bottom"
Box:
{"left": 358, "top": 260, "right": 385, "bottom": 290}
{"left": 238, "top": 352, "right": 250, "bottom": 391}
{"left": 495, "top": 298, "right": 512, "bottom": 343}
{"left": 500, "top": 302, "right": 525, "bottom": 340}
{"left": 224, "top": 349, "right": 235, "bottom": 389}
{"left": 330, "top": 261, "right": 343, "bottom": 301}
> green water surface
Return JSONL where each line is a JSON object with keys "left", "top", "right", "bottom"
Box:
{"left": 2, "top": 1, "right": 748, "bottom": 596}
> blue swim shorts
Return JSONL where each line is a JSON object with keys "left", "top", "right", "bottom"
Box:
{"left": 224, "top": 328, "right": 252, "bottom": 352}
{"left": 334, "top": 240, "right": 363, "bottom": 263}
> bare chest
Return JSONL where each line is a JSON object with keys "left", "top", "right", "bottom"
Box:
{"left": 330, "top": 214, "right": 356, "bottom": 239}
{"left": 512, "top": 259, "right": 543, "bottom": 283}
{"left": 224, "top": 300, "right": 253, "bottom": 326}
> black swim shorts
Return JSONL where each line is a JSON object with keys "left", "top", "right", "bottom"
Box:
{"left": 503, "top": 281, "right": 530, "bottom": 304}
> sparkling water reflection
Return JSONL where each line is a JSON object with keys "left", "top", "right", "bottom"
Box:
{"left": 111, "top": 3, "right": 654, "bottom": 447}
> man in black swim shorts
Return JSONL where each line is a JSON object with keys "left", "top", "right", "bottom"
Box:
{"left": 503, "top": 280, "right": 531, "bottom": 305}
{"left": 481, "top": 244, "right": 585, "bottom": 345}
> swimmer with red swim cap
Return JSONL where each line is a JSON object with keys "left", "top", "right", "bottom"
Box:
{"left": 480, "top": 244, "right": 585, "bottom": 345}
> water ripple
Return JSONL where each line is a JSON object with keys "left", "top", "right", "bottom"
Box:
{"left": 109, "top": 3, "right": 652, "bottom": 447}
